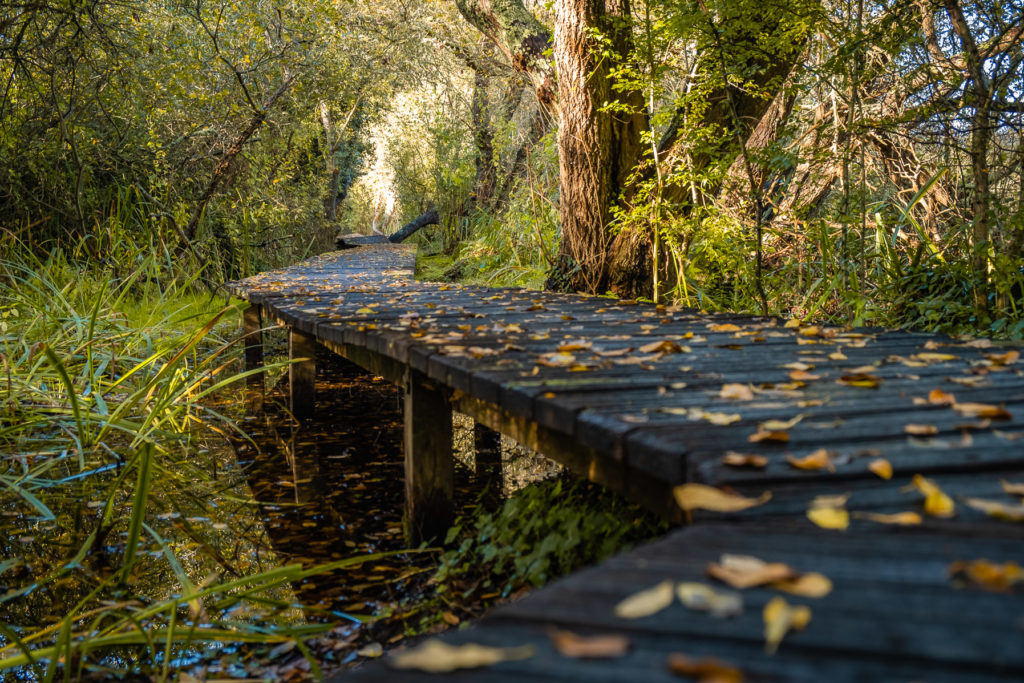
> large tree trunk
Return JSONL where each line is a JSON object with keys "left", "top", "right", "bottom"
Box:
{"left": 471, "top": 66, "right": 496, "bottom": 206}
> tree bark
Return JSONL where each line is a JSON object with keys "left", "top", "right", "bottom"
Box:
{"left": 388, "top": 208, "right": 440, "bottom": 243}
{"left": 471, "top": 65, "right": 496, "bottom": 205}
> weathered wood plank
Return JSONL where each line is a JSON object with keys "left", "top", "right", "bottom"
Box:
{"left": 403, "top": 368, "right": 455, "bottom": 544}
{"left": 289, "top": 327, "right": 317, "bottom": 419}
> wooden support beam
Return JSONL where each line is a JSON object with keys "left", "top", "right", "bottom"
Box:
{"left": 289, "top": 328, "right": 317, "bottom": 419}
{"left": 403, "top": 368, "right": 454, "bottom": 544}
{"left": 474, "top": 422, "right": 504, "bottom": 503}
{"left": 243, "top": 305, "right": 264, "bottom": 412}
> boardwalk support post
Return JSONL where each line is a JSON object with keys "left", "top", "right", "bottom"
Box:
{"left": 243, "top": 305, "right": 264, "bottom": 411}
{"left": 403, "top": 368, "right": 454, "bottom": 544}
{"left": 289, "top": 328, "right": 317, "bottom": 419}
{"left": 474, "top": 422, "right": 503, "bottom": 503}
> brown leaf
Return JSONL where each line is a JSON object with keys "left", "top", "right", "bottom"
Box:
{"left": 985, "top": 349, "right": 1020, "bottom": 365}
{"left": 904, "top": 423, "right": 938, "bottom": 436}
{"left": 536, "top": 352, "right": 575, "bottom": 367}
{"left": 391, "top": 639, "right": 534, "bottom": 672}
{"left": 771, "top": 572, "right": 833, "bottom": 598}
{"left": 911, "top": 474, "right": 955, "bottom": 518}
{"left": 748, "top": 429, "right": 789, "bottom": 444}
{"left": 676, "top": 582, "right": 743, "bottom": 617}
{"left": 952, "top": 402, "right": 1012, "bottom": 420}
{"left": 613, "top": 580, "right": 675, "bottom": 619}
{"left": 706, "top": 554, "right": 795, "bottom": 589}
{"left": 673, "top": 484, "right": 771, "bottom": 513}
{"left": 666, "top": 653, "right": 744, "bottom": 682}
{"left": 962, "top": 497, "right": 1024, "bottom": 522}
{"left": 867, "top": 458, "right": 893, "bottom": 480}
{"left": 806, "top": 507, "right": 850, "bottom": 530}
{"left": 786, "top": 449, "right": 834, "bottom": 472}
{"left": 763, "top": 597, "right": 811, "bottom": 654}
{"left": 914, "top": 352, "right": 958, "bottom": 363}
{"left": 557, "top": 340, "right": 593, "bottom": 352}
{"left": 720, "top": 383, "right": 755, "bottom": 401}
{"left": 550, "top": 630, "right": 631, "bottom": 659}
{"left": 837, "top": 373, "right": 881, "bottom": 388}
{"left": 721, "top": 452, "right": 768, "bottom": 469}
{"left": 853, "top": 511, "right": 923, "bottom": 526}
{"left": 788, "top": 370, "right": 821, "bottom": 381}
{"left": 928, "top": 388, "right": 957, "bottom": 405}
{"left": 949, "top": 559, "right": 1024, "bottom": 592}
{"left": 639, "top": 339, "right": 687, "bottom": 354}
{"left": 708, "top": 323, "right": 742, "bottom": 333}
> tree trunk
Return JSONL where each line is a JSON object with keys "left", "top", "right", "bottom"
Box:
{"left": 471, "top": 66, "right": 496, "bottom": 205}
{"left": 388, "top": 209, "right": 440, "bottom": 243}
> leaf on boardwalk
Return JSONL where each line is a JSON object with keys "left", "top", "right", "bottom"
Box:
{"left": 763, "top": 597, "right": 811, "bottom": 654}
{"left": 853, "top": 511, "right": 922, "bottom": 526}
{"left": 708, "top": 323, "right": 741, "bottom": 333}
{"left": 952, "top": 402, "right": 1011, "bottom": 420}
{"left": 836, "top": 373, "right": 881, "bottom": 388}
{"left": 720, "top": 383, "right": 755, "bottom": 401}
{"left": 390, "top": 639, "right": 534, "bottom": 672}
{"left": 676, "top": 582, "right": 743, "bottom": 617}
{"left": 613, "top": 579, "right": 675, "bottom": 619}
{"left": 550, "top": 630, "right": 631, "bottom": 659}
{"left": 910, "top": 474, "right": 955, "bottom": 518}
{"left": 810, "top": 492, "right": 850, "bottom": 508}
{"left": 593, "top": 346, "right": 634, "bottom": 357}
{"left": 705, "top": 412, "right": 741, "bottom": 426}
{"left": 788, "top": 370, "right": 820, "bottom": 381}
{"left": 536, "top": 352, "right": 575, "bottom": 367}
{"left": 639, "top": 340, "right": 688, "bottom": 354}
{"left": 962, "top": 497, "right": 1024, "bottom": 522}
{"left": 1000, "top": 480, "right": 1024, "bottom": 497}
{"left": 949, "top": 559, "right": 1024, "bottom": 592}
{"left": 673, "top": 484, "right": 771, "bottom": 513}
{"left": 928, "top": 388, "right": 957, "bottom": 405}
{"left": 706, "top": 554, "right": 795, "bottom": 589}
{"left": 466, "top": 346, "right": 502, "bottom": 358}
{"left": 786, "top": 448, "right": 834, "bottom": 472}
{"left": 984, "top": 350, "right": 1020, "bottom": 365}
{"left": 748, "top": 429, "right": 789, "bottom": 444}
{"left": 806, "top": 507, "right": 850, "bottom": 530}
{"left": 947, "top": 375, "right": 987, "bottom": 387}
{"left": 721, "top": 452, "right": 768, "bottom": 469}
{"left": 903, "top": 424, "right": 938, "bottom": 436}
{"left": 666, "top": 653, "right": 744, "bottom": 682}
{"left": 867, "top": 458, "right": 893, "bottom": 480}
{"left": 771, "top": 572, "right": 833, "bottom": 598}
{"left": 760, "top": 414, "right": 805, "bottom": 431}
{"left": 913, "top": 352, "right": 958, "bottom": 363}
{"left": 783, "top": 361, "right": 814, "bottom": 371}
{"left": 557, "top": 340, "right": 593, "bottom": 352}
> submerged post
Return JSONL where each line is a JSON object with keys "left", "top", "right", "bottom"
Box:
{"left": 289, "top": 328, "right": 317, "bottom": 419}
{"left": 474, "top": 422, "right": 503, "bottom": 504}
{"left": 243, "top": 305, "right": 264, "bottom": 411}
{"left": 403, "top": 368, "right": 454, "bottom": 544}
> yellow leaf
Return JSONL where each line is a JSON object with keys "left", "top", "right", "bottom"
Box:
{"left": 763, "top": 597, "right": 811, "bottom": 654}
{"left": 749, "top": 429, "right": 789, "bottom": 444}
{"left": 760, "top": 414, "right": 805, "bottom": 431}
{"left": 786, "top": 449, "right": 834, "bottom": 472}
{"left": 903, "top": 424, "right": 938, "bottom": 436}
{"left": 557, "top": 341, "right": 592, "bottom": 352}
{"left": 673, "top": 484, "right": 771, "bottom": 513}
{"left": 708, "top": 323, "right": 742, "bottom": 332}
{"left": 952, "top": 402, "right": 1012, "bottom": 420}
{"left": 638, "top": 339, "right": 686, "bottom": 354}
{"left": 811, "top": 492, "right": 850, "bottom": 508}
{"left": 984, "top": 350, "right": 1020, "bottom": 365}
{"left": 914, "top": 352, "right": 958, "bottom": 363}
{"left": 949, "top": 559, "right": 1024, "bottom": 592}
{"left": 391, "top": 639, "right": 534, "bottom": 672}
{"left": 706, "top": 554, "right": 795, "bottom": 589}
{"left": 867, "top": 458, "right": 893, "bottom": 480}
{"left": 705, "top": 412, "right": 742, "bottom": 426}
{"left": 1000, "top": 480, "right": 1024, "bottom": 496}
{"left": 537, "top": 352, "right": 576, "bottom": 367}
{"left": 911, "top": 474, "right": 955, "bottom": 518}
{"left": 784, "top": 319, "right": 802, "bottom": 328}
{"left": 962, "top": 497, "right": 1024, "bottom": 522}
{"left": 676, "top": 582, "right": 743, "bottom": 617}
{"left": 771, "top": 572, "right": 833, "bottom": 598}
{"left": 666, "top": 653, "right": 744, "bottom": 683}
{"left": 928, "top": 388, "right": 956, "bottom": 405}
{"left": 837, "top": 373, "right": 881, "bottom": 388}
{"left": 721, "top": 452, "right": 768, "bottom": 469}
{"left": 355, "top": 307, "right": 376, "bottom": 314}
{"left": 854, "top": 511, "right": 923, "bottom": 526}
{"left": 788, "top": 370, "right": 820, "bottom": 381}
{"left": 550, "top": 630, "right": 631, "bottom": 659}
{"left": 613, "top": 580, "right": 675, "bottom": 619}
{"left": 720, "top": 383, "right": 755, "bottom": 401}
{"left": 806, "top": 507, "right": 849, "bottom": 530}
{"left": 828, "top": 350, "right": 847, "bottom": 360}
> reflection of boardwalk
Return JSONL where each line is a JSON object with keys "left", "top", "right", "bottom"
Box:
{"left": 230, "top": 242, "right": 1024, "bottom": 681}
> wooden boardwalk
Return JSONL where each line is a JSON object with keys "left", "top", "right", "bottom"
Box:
{"left": 229, "top": 242, "right": 1024, "bottom": 681}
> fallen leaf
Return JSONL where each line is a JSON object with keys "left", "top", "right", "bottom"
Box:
{"left": 867, "top": 458, "right": 893, "bottom": 480}
{"left": 911, "top": 474, "right": 955, "bottom": 518}
{"left": 963, "top": 338, "right": 994, "bottom": 348}
{"left": 467, "top": 346, "right": 501, "bottom": 358}
{"left": 639, "top": 340, "right": 687, "bottom": 354}
{"left": 903, "top": 424, "right": 938, "bottom": 436}
{"left": 810, "top": 492, "right": 850, "bottom": 508}
{"left": 673, "top": 484, "right": 771, "bottom": 513}
{"left": 357, "top": 643, "right": 384, "bottom": 658}
{"left": 853, "top": 511, "right": 923, "bottom": 526}
{"left": 914, "top": 352, "right": 958, "bottom": 363}
{"left": 760, "top": 414, "right": 805, "bottom": 431}
{"left": 985, "top": 350, "right": 1020, "bottom": 365}
{"left": 788, "top": 369, "right": 821, "bottom": 381}
{"left": 390, "top": 639, "right": 534, "bottom": 672}
{"left": 1000, "top": 480, "right": 1024, "bottom": 496}
{"left": 666, "top": 653, "right": 744, "bottom": 682}
{"left": 707, "top": 554, "right": 795, "bottom": 589}
{"left": 748, "top": 429, "right": 789, "bottom": 444}
{"left": 721, "top": 452, "right": 768, "bottom": 469}
{"left": 709, "top": 323, "right": 742, "bottom": 333}
{"left": 763, "top": 597, "right": 811, "bottom": 654}
{"left": 786, "top": 449, "right": 834, "bottom": 472}
{"left": 784, "top": 319, "right": 802, "bottom": 328}
{"left": 837, "top": 373, "right": 881, "bottom": 388}
{"left": 949, "top": 559, "right": 1024, "bottom": 592}
{"left": 962, "top": 497, "right": 1024, "bottom": 522}
{"left": 952, "top": 403, "right": 1012, "bottom": 420}
{"left": 947, "top": 375, "right": 987, "bottom": 387}
{"left": 720, "top": 383, "right": 755, "bottom": 401}
{"left": 806, "top": 507, "right": 850, "bottom": 530}
{"left": 705, "top": 412, "right": 742, "bottom": 426}
{"left": 676, "top": 582, "right": 743, "bottom": 617}
{"left": 783, "top": 361, "right": 813, "bottom": 371}
{"left": 557, "top": 341, "right": 593, "bottom": 352}
{"left": 537, "top": 352, "right": 575, "bottom": 367}
{"left": 614, "top": 580, "right": 675, "bottom": 619}
{"left": 550, "top": 630, "right": 631, "bottom": 659}
{"left": 829, "top": 350, "right": 848, "bottom": 361}
{"left": 928, "top": 388, "right": 957, "bottom": 405}
{"left": 771, "top": 572, "right": 833, "bottom": 598}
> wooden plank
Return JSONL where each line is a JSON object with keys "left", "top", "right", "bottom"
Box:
{"left": 289, "top": 327, "right": 317, "bottom": 419}
{"left": 403, "top": 368, "right": 455, "bottom": 544}
{"left": 243, "top": 304, "right": 265, "bottom": 412}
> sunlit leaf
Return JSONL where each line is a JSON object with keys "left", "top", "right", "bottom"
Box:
{"left": 910, "top": 474, "right": 955, "bottom": 518}
{"left": 962, "top": 497, "right": 1024, "bottom": 522}
{"left": 771, "top": 572, "right": 833, "bottom": 598}
{"left": 837, "top": 373, "right": 881, "bottom": 388}
{"left": 760, "top": 414, "right": 804, "bottom": 431}
{"left": 720, "top": 383, "right": 755, "bottom": 401}
{"left": 1000, "top": 480, "right": 1024, "bottom": 496}
{"left": 390, "top": 639, "right": 534, "bottom": 672}
{"left": 903, "top": 424, "right": 937, "bottom": 436}
{"left": 638, "top": 340, "right": 687, "bottom": 354}
{"left": 806, "top": 507, "right": 849, "bottom": 530}
{"left": 550, "top": 630, "right": 631, "bottom": 659}
{"left": 748, "top": 429, "right": 789, "bottom": 443}
{"left": 721, "top": 452, "right": 768, "bottom": 469}
{"left": 706, "top": 554, "right": 794, "bottom": 589}
{"left": 786, "top": 449, "right": 834, "bottom": 472}
{"left": 763, "top": 597, "right": 811, "bottom": 654}
{"left": 952, "top": 403, "right": 1011, "bottom": 420}
{"left": 928, "top": 389, "right": 956, "bottom": 405}
{"left": 708, "top": 323, "right": 741, "bottom": 333}
{"left": 676, "top": 582, "right": 743, "bottom": 617}
{"left": 673, "top": 485, "right": 771, "bottom": 513}
{"left": 705, "top": 412, "right": 742, "bottom": 426}
{"left": 985, "top": 350, "right": 1020, "bottom": 365}
{"left": 949, "top": 559, "right": 1024, "bottom": 592}
{"left": 867, "top": 458, "right": 893, "bottom": 480}
{"left": 666, "top": 653, "right": 744, "bottom": 682}
{"left": 613, "top": 580, "right": 675, "bottom": 619}
{"left": 854, "top": 511, "right": 923, "bottom": 526}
